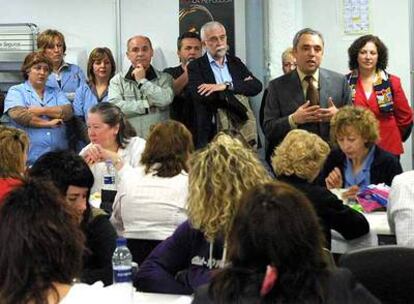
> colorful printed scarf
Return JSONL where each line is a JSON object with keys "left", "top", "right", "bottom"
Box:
{"left": 347, "top": 69, "right": 394, "bottom": 113}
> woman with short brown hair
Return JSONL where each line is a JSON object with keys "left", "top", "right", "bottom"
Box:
{"left": 3, "top": 51, "right": 72, "bottom": 165}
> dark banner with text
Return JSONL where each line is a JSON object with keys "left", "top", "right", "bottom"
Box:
{"left": 179, "top": 0, "right": 235, "bottom": 56}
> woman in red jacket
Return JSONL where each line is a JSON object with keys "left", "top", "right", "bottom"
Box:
{"left": 347, "top": 35, "right": 413, "bottom": 156}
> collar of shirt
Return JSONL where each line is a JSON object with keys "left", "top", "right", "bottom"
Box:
{"left": 89, "top": 82, "right": 108, "bottom": 102}
{"left": 24, "top": 81, "right": 55, "bottom": 105}
{"left": 207, "top": 52, "right": 233, "bottom": 84}
{"left": 297, "top": 68, "right": 320, "bottom": 97}
{"left": 344, "top": 145, "right": 376, "bottom": 188}
{"left": 55, "top": 61, "right": 69, "bottom": 77}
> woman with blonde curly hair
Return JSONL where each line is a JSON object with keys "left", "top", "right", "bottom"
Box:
{"left": 273, "top": 129, "right": 369, "bottom": 248}
{"left": 135, "top": 132, "right": 270, "bottom": 295}
{"left": 0, "top": 126, "right": 29, "bottom": 202}
{"left": 321, "top": 106, "right": 402, "bottom": 199}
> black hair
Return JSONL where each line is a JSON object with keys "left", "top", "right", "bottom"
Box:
{"left": 348, "top": 35, "right": 388, "bottom": 70}
{"left": 29, "top": 150, "right": 94, "bottom": 230}
{"left": 177, "top": 31, "right": 201, "bottom": 50}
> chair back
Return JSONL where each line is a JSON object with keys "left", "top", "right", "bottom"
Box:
{"left": 339, "top": 245, "right": 414, "bottom": 304}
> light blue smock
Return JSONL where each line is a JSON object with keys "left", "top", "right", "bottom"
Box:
{"left": 73, "top": 82, "right": 108, "bottom": 119}
{"left": 46, "top": 62, "right": 86, "bottom": 101}
{"left": 4, "top": 81, "right": 70, "bottom": 165}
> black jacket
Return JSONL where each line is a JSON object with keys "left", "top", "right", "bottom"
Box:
{"left": 279, "top": 175, "right": 370, "bottom": 248}
{"left": 192, "top": 268, "right": 380, "bottom": 304}
{"left": 187, "top": 53, "right": 262, "bottom": 148}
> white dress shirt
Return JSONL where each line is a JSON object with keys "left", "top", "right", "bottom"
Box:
{"left": 388, "top": 171, "right": 414, "bottom": 246}
{"left": 111, "top": 165, "right": 188, "bottom": 240}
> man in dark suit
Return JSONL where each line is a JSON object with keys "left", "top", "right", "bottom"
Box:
{"left": 187, "top": 21, "right": 262, "bottom": 148}
{"left": 263, "top": 28, "right": 351, "bottom": 160}
{"left": 164, "top": 32, "right": 202, "bottom": 138}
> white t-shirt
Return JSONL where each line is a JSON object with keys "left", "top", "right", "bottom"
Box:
{"left": 79, "top": 136, "right": 146, "bottom": 194}
{"left": 111, "top": 165, "right": 188, "bottom": 240}
{"left": 60, "top": 283, "right": 120, "bottom": 304}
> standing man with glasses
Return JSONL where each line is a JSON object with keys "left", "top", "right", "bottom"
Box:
{"left": 187, "top": 21, "right": 262, "bottom": 148}
{"left": 263, "top": 28, "right": 351, "bottom": 161}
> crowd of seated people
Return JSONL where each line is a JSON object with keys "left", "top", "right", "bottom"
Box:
{"left": 0, "top": 22, "right": 414, "bottom": 303}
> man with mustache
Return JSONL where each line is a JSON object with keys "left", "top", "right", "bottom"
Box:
{"left": 108, "top": 35, "right": 174, "bottom": 138}
{"left": 164, "top": 32, "right": 202, "bottom": 138}
{"left": 263, "top": 28, "right": 351, "bottom": 161}
{"left": 187, "top": 21, "right": 262, "bottom": 148}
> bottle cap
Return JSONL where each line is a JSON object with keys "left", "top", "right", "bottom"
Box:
{"left": 116, "top": 237, "right": 127, "bottom": 247}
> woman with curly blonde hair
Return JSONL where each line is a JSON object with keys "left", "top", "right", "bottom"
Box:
{"left": 321, "top": 106, "right": 402, "bottom": 199}
{"left": 0, "top": 126, "right": 29, "bottom": 203}
{"left": 273, "top": 129, "right": 369, "bottom": 249}
{"left": 136, "top": 132, "right": 270, "bottom": 295}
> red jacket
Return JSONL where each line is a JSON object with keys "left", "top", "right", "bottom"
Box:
{"left": 353, "top": 74, "right": 413, "bottom": 155}
{"left": 0, "top": 178, "right": 22, "bottom": 203}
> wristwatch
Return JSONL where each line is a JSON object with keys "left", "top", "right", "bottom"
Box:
{"left": 224, "top": 81, "right": 233, "bottom": 90}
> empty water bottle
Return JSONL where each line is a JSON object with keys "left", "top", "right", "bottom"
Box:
{"left": 112, "top": 237, "right": 133, "bottom": 302}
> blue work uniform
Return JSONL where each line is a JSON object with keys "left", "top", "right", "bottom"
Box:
{"left": 73, "top": 82, "right": 108, "bottom": 119}
{"left": 4, "top": 81, "right": 70, "bottom": 166}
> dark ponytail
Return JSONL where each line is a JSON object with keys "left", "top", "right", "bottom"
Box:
{"left": 89, "top": 102, "right": 137, "bottom": 148}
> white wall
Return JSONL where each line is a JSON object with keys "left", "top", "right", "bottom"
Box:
{"left": 301, "top": 0, "right": 412, "bottom": 169}
{"left": 0, "top": 0, "right": 245, "bottom": 72}
{"left": 268, "top": 0, "right": 303, "bottom": 79}
{"left": 0, "top": 0, "right": 117, "bottom": 72}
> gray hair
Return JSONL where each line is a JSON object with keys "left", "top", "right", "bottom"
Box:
{"left": 200, "top": 21, "right": 225, "bottom": 41}
{"left": 126, "top": 35, "right": 153, "bottom": 51}
{"left": 292, "top": 28, "right": 324, "bottom": 49}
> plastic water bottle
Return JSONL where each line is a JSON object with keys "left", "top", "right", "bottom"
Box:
{"left": 112, "top": 237, "right": 133, "bottom": 302}
{"left": 103, "top": 160, "right": 116, "bottom": 191}
{"left": 101, "top": 160, "right": 117, "bottom": 213}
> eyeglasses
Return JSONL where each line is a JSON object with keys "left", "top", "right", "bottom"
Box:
{"left": 207, "top": 35, "right": 227, "bottom": 44}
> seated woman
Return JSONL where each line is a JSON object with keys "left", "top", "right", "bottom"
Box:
{"left": 193, "top": 181, "right": 379, "bottom": 303}
{"left": 80, "top": 102, "right": 146, "bottom": 194}
{"left": 104, "top": 120, "right": 193, "bottom": 265}
{"left": 3, "top": 51, "right": 72, "bottom": 166}
{"left": 135, "top": 132, "right": 270, "bottom": 294}
{"left": 29, "top": 151, "right": 117, "bottom": 286}
{"left": 321, "top": 106, "right": 402, "bottom": 199}
{"left": 0, "top": 126, "right": 29, "bottom": 202}
{"left": 273, "top": 129, "right": 369, "bottom": 248}
{"left": 0, "top": 180, "right": 116, "bottom": 304}
{"left": 73, "top": 47, "right": 116, "bottom": 146}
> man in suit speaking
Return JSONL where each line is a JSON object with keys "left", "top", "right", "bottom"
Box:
{"left": 187, "top": 21, "right": 262, "bottom": 148}
{"left": 263, "top": 28, "right": 351, "bottom": 160}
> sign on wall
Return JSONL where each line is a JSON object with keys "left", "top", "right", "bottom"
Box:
{"left": 343, "top": 0, "right": 370, "bottom": 35}
{"left": 179, "top": 0, "right": 235, "bottom": 56}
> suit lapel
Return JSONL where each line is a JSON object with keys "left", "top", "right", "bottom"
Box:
{"left": 318, "top": 68, "right": 329, "bottom": 108}
{"left": 289, "top": 71, "right": 305, "bottom": 107}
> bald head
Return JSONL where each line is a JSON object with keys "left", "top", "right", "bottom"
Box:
{"left": 127, "top": 35, "right": 152, "bottom": 51}
{"left": 126, "top": 35, "right": 154, "bottom": 69}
